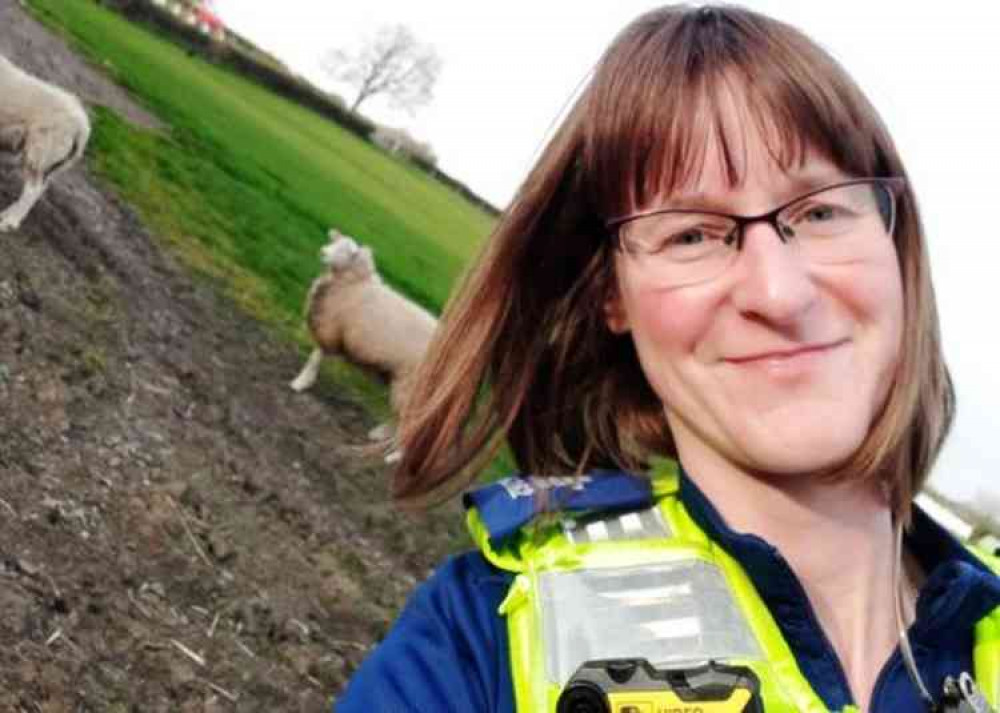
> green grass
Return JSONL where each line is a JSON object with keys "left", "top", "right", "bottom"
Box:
{"left": 26, "top": 0, "right": 494, "bottom": 313}
{"left": 24, "top": 0, "right": 499, "bottom": 420}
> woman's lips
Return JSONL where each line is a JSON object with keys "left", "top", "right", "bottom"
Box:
{"left": 724, "top": 339, "right": 849, "bottom": 366}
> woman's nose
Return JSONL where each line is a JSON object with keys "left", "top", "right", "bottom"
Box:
{"left": 728, "top": 220, "right": 818, "bottom": 324}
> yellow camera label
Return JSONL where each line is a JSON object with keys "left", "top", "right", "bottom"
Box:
{"left": 607, "top": 688, "right": 753, "bottom": 713}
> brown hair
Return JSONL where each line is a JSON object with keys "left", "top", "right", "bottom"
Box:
{"left": 391, "top": 4, "right": 954, "bottom": 518}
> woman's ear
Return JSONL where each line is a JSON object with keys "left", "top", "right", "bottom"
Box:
{"left": 603, "top": 279, "right": 630, "bottom": 334}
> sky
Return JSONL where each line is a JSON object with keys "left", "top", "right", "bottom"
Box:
{"left": 213, "top": 0, "right": 1000, "bottom": 505}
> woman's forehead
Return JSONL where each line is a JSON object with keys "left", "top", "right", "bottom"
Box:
{"left": 622, "top": 83, "right": 821, "bottom": 205}
{"left": 660, "top": 146, "right": 848, "bottom": 208}
{"left": 638, "top": 103, "right": 848, "bottom": 212}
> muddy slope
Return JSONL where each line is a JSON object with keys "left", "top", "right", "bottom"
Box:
{"left": 0, "top": 3, "right": 463, "bottom": 710}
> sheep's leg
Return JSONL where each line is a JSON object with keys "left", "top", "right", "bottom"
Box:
{"left": 0, "top": 176, "right": 46, "bottom": 232}
{"left": 368, "top": 422, "right": 394, "bottom": 441}
{"left": 2, "top": 124, "right": 83, "bottom": 232}
{"left": 290, "top": 348, "right": 324, "bottom": 391}
{"left": 366, "top": 422, "right": 403, "bottom": 464}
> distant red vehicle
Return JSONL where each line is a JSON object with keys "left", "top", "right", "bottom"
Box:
{"left": 194, "top": 5, "right": 224, "bottom": 35}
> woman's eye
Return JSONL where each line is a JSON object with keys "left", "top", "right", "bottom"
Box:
{"left": 624, "top": 215, "right": 732, "bottom": 256}
{"left": 795, "top": 201, "right": 860, "bottom": 225}
{"left": 645, "top": 229, "right": 706, "bottom": 254}
{"left": 669, "top": 230, "right": 706, "bottom": 246}
{"left": 647, "top": 226, "right": 728, "bottom": 258}
{"left": 804, "top": 205, "right": 838, "bottom": 221}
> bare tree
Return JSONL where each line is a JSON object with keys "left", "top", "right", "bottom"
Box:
{"left": 322, "top": 25, "right": 442, "bottom": 115}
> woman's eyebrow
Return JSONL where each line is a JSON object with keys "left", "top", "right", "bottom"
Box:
{"left": 784, "top": 170, "right": 846, "bottom": 194}
{"left": 657, "top": 170, "right": 847, "bottom": 213}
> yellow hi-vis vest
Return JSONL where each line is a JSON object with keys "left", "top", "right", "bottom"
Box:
{"left": 467, "top": 462, "right": 1000, "bottom": 713}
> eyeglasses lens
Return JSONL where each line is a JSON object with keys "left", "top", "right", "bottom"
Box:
{"left": 617, "top": 180, "right": 895, "bottom": 287}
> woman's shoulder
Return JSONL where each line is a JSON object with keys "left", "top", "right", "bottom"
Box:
{"left": 423, "top": 550, "right": 518, "bottom": 609}
{"left": 334, "top": 552, "right": 516, "bottom": 712}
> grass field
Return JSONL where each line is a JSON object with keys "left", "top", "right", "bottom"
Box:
{"left": 25, "top": 0, "right": 497, "bottom": 415}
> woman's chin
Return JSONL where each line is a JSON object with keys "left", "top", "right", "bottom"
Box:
{"left": 733, "top": 424, "right": 868, "bottom": 478}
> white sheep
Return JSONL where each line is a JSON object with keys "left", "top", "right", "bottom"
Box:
{"left": 0, "top": 53, "right": 91, "bottom": 232}
{"left": 291, "top": 229, "right": 438, "bottom": 446}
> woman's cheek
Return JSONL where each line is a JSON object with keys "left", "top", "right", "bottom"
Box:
{"left": 627, "top": 283, "right": 719, "bottom": 359}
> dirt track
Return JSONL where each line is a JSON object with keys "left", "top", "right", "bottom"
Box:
{"left": 0, "top": 2, "right": 463, "bottom": 710}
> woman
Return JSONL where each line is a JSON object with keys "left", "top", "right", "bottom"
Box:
{"left": 337, "top": 5, "right": 1000, "bottom": 712}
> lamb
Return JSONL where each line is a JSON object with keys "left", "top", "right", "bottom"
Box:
{"left": 291, "top": 229, "right": 438, "bottom": 445}
{"left": 0, "top": 53, "right": 91, "bottom": 232}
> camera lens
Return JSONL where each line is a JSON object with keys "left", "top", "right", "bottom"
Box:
{"left": 556, "top": 682, "right": 610, "bottom": 713}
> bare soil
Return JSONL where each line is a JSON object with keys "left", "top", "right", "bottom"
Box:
{"left": 0, "top": 3, "right": 464, "bottom": 710}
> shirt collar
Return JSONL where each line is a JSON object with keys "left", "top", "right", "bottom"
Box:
{"left": 677, "top": 467, "right": 1000, "bottom": 710}
{"left": 677, "top": 466, "right": 1000, "bottom": 645}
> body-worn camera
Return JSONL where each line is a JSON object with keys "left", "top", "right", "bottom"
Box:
{"left": 556, "top": 658, "right": 763, "bottom": 713}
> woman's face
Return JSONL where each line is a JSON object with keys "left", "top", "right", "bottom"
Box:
{"left": 606, "top": 132, "right": 904, "bottom": 477}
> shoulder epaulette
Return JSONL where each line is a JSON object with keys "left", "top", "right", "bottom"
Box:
{"left": 462, "top": 470, "right": 653, "bottom": 546}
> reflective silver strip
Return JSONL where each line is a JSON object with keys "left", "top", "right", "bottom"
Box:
{"left": 601, "top": 583, "right": 693, "bottom": 603}
{"left": 640, "top": 507, "right": 668, "bottom": 535}
{"left": 642, "top": 616, "right": 701, "bottom": 639}
{"left": 620, "top": 512, "right": 643, "bottom": 535}
{"left": 537, "top": 560, "right": 761, "bottom": 687}
{"left": 585, "top": 520, "right": 609, "bottom": 542}
{"left": 562, "top": 505, "right": 671, "bottom": 545}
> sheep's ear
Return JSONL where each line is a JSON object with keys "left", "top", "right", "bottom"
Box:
{"left": 0, "top": 125, "right": 26, "bottom": 154}
{"left": 327, "top": 229, "right": 343, "bottom": 243}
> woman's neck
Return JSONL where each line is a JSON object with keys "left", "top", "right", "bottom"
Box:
{"left": 678, "top": 442, "right": 907, "bottom": 712}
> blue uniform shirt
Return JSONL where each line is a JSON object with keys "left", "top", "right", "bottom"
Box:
{"left": 336, "top": 471, "right": 1000, "bottom": 712}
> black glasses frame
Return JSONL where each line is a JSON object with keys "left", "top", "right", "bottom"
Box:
{"left": 606, "top": 177, "right": 907, "bottom": 252}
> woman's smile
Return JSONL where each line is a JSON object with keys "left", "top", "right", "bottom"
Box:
{"left": 722, "top": 338, "right": 851, "bottom": 377}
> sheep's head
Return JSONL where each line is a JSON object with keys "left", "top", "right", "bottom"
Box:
{"left": 320, "top": 234, "right": 360, "bottom": 270}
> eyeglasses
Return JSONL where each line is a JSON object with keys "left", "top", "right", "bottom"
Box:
{"left": 606, "top": 177, "right": 906, "bottom": 288}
